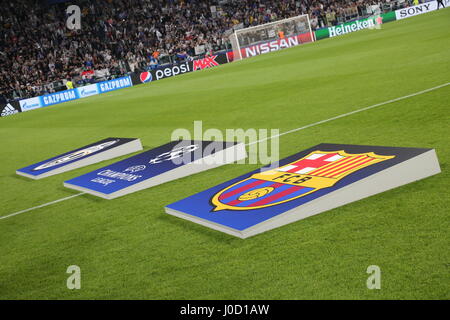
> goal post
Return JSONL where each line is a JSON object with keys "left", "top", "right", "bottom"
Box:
{"left": 229, "top": 14, "right": 314, "bottom": 61}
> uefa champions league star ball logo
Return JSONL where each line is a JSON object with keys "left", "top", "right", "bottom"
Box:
{"left": 149, "top": 144, "right": 199, "bottom": 164}
{"left": 32, "top": 140, "right": 119, "bottom": 171}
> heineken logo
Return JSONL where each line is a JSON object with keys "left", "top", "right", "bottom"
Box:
{"left": 328, "top": 17, "right": 381, "bottom": 38}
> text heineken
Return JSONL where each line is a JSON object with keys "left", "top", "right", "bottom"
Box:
{"left": 329, "top": 18, "right": 376, "bottom": 38}
{"left": 314, "top": 11, "right": 395, "bottom": 40}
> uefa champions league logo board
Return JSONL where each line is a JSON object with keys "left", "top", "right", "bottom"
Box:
{"left": 165, "top": 144, "right": 441, "bottom": 238}
{"left": 64, "top": 140, "right": 247, "bottom": 199}
{"left": 16, "top": 138, "right": 143, "bottom": 179}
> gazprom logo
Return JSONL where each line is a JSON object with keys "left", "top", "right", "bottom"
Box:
{"left": 19, "top": 97, "right": 42, "bottom": 111}
{"left": 42, "top": 90, "right": 77, "bottom": 106}
{"left": 78, "top": 85, "right": 99, "bottom": 98}
{"left": 99, "top": 77, "right": 132, "bottom": 93}
{"left": 140, "top": 72, "right": 152, "bottom": 83}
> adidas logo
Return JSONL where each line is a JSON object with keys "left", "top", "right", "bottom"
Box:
{"left": 1, "top": 104, "right": 19, "bottom": 117}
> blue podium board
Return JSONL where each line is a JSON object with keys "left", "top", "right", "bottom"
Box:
{"left": 165, "top": 144, "right": 441, "bottom": 238}
{"left": 64, "top": 140, "right": 247, "bottom": 199}
{"left": 16, "top": 138, "right": 142, "bottom": 179}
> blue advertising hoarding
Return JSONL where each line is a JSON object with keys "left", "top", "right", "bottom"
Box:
{"left": 40, "top": 89, "right": 79, "bottom": 107}
{"left": 97, "top": 76, "right": 132, "bottom": 93}
{"left": 15, "top": 76, "right": 133, "bottom": 114}
{"left": 19, "top": 96, "right": 42, "bottom": 112}
{"left": 76, "top": 84, "right": 100, "bottom": 98}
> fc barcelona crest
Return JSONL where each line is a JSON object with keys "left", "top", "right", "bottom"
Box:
{"left": 211, "top": 150, "right": 395, "bottom": 211}
{"left": 166, "top": 144, "right": 440, "bottom": 238}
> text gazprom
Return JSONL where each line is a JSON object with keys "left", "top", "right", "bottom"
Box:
{"left": 99, "top": 77, "right": 132, "bottom": 93}
{"left": 42, "top": 90, "right": 77, "bottom": 105}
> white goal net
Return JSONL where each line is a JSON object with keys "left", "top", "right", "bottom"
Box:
{"left": 229, "top": 14, "right": 314, "bottom": 61}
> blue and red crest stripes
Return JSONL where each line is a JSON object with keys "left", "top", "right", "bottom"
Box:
{"left": 216, "top": 178, "right": 314, "bottom": 209}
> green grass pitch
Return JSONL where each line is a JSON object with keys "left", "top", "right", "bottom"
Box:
{"left": 0, "top": 9, "right": 449, "bottom": 299}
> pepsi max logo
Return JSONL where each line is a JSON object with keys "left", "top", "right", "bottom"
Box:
{"left": 140, "top": 72, "right": 153, "bottom": 83}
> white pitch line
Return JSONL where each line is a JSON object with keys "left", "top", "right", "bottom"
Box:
{"left": 1, "top": 82, "right": 448, "bottom": 221}
{"left": 247, "top": 82, "right": 450, "bottom": 146}
{"left": 0, "top": 192, "right": 85, "bottom": 221}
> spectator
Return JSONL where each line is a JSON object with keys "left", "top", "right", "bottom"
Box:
{"left": 149, "top": 56, "right": 159, "bottom": 70}
{"left": 0, "top": 0, "right": 406, "bottom": 101}
{"left": 81, "top": 68, "right": 95, "bottom": 83}
{"left": 66, "top": 79, "right": 74, "bottom": 90}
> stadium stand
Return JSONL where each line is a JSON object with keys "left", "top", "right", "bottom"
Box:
{"left": 0, "top": 0, "right": 409, "bottom": 102}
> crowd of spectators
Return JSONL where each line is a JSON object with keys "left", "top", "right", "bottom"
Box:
{"left": 1, "top": 0, "right": 410, "bottom": 101}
